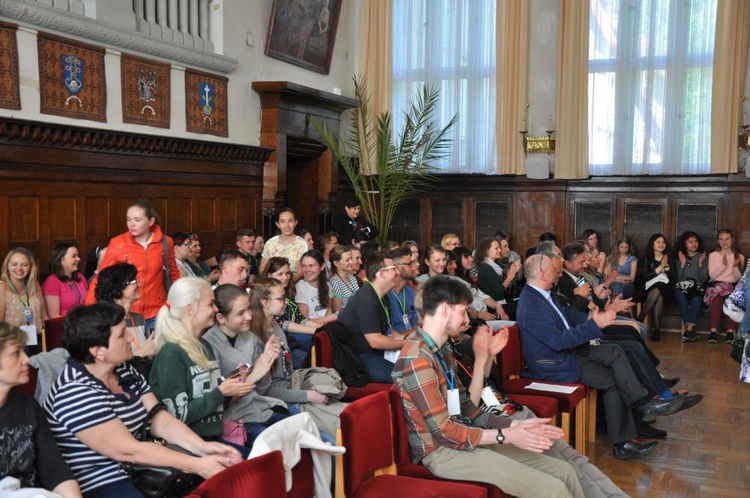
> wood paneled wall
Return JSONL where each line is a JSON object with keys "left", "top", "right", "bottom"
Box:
{"left": 354, "top": 173, "right": 750, "bottom": 256}
{"left": 0, "top": 117, "right": 271, "bottom": 272}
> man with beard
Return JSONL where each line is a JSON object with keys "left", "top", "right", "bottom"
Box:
{"left": 387, "top": 248, "right": 420, "bottom": 334}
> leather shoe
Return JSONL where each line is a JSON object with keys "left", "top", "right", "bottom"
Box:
{"left": 638, "top": 396, "right": 685, "bottom": 422}
{"left": 661, "top": 375, "right": 680, "bottom": 388}
{"left": 674, "top": 393, "right": 703, "bottom": 412}
{"left": 636, "top": 423, "right": 667, "bottom": 439}
{"left": 613, "top": 440, "right": 658, "bottom": 460}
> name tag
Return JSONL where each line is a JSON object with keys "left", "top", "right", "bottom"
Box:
{"left": 447, "top": 388, "right": 461, "bottom": 416}
{"left": 23, "top": 306, "right": 34, "bottom": 324}
{"left": 383, "top": 349, "right": 400, "bottom": 363}
{"left": 21, "top": 324, "right": 38, "bottom": 346}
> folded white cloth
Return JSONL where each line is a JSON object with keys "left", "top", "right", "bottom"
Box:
{"left": 0, "top": 477, "right": 62, "bottom": 498}
{"left": 249, "top": 413, "right": 345, "bottom": 498}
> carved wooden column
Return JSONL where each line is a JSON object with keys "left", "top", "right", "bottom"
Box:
{"left": 252, "top": 82, "right": 359, "bottom": 237}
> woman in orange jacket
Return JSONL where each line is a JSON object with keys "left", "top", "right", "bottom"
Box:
{"left": 86, "top": 200, "right": 180, "bottom": 331}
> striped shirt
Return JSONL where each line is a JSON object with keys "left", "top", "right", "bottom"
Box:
{"left": 391, "top": 329, "right": 512, "bottom": 464}
{"left": 329, "top": 274, "right": 360, "bottom": 309}
{"left": 43, "top": 360, "right": 150, "bottom": 493}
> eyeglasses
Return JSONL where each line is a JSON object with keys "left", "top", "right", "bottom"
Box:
{"left": 379, "top": 265, "right": 397, "bottom": 272}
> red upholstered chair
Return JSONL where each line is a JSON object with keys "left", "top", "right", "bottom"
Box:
{"left": 43, "top": 317, "right": 65, "bottom": 351}
{"left": 311, "top": 329, "right": 391, "bottom": 402}
{"left": 497, "top": 325, "right": 597, "bottom": 454}
{"left": 288, "top": 448, "right": 315, "bottom": 498}
{"left": 386, "top": 387, "right": 506, "bottom": 498}
{"left": 186, "top": 450, "right": 287, "bottom": 498}
{"left": 337, "top": 392, "right": 488, "bottom": 498}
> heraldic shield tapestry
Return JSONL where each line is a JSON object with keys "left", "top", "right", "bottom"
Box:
{"left": 121, "top": 54, "right": 171, "bottom": 129}
{"left": 185, "top": 69, "right": 228, "bottom": 137}
{"left": 38, "top": 32, "right": 106, "bottom": 122}
{"left": 0, "top": 21, "right": 21, "bottom": 110}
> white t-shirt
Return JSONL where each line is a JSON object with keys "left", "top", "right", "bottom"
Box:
{"left": 294, "top": 279, "right": 332, "bottom": 319}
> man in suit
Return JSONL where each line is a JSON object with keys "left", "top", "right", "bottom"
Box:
{"left": 516, "top": 253, "right": 685, "bottom": 459}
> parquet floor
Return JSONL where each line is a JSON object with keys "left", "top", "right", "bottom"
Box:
{"left": 588, "top": 331, "right": 750, "bottom": 497}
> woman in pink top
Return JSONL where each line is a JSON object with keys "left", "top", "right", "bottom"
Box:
{"left": 705, "top": 229, "right": 745, "bottom": 344}
{"left": 42, "top": 242, "right": 88, "bottom": 318}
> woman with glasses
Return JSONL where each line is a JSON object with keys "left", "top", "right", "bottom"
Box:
{"left": 95, "top": 263, "right": 156, "bottom": 374}
{"left": 171, "top": 232, "right": 198, "bottom": 278}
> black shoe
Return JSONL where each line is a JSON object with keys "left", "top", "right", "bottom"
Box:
{"left": 636, "top": 423, "right": 667, "bottom": 439}
{"left": 613, "top": 440, "right": 658, "bottom": 460}
{"left": 638, "top": 396, "right": 685, "bottom": 422}
{"left": 726, "top": 332, "right": 735, "bottom": 344}
{"left": 683, "top": 330, "right": 698, "bottom": 342}
{"left": 651, "top": 329, "right": 661, "bottom": 341}
{"left": 708, "top": 332, "right": 718, "bottom": 343}
{"left": 661, "top": 375, "right": 680, "bottom": 388}
{"left": 674, "top": 393, "right": 703, "bottom": 412}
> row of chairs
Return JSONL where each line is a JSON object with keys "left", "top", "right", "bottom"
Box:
{"left": 311, "top": 323, "right": 597, "bottom": 455}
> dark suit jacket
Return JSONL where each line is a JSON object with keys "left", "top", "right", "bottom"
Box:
{"left": 557, "top": 272, "right": 591, "bottom": 312}
{"left": 515, "top": 285, "right": 603, "bottom": 383}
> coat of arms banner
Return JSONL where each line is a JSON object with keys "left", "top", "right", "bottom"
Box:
{"left": 38, "top": 33, "right": 106, "bottom": 122}
{"left": 121, "top": 54, "right": 171, "bottom": 129}
{"left": 185, "top": 68, "right": 228, "bottom": 137}
{"left": 0, "top": 21, "right": 21, "bottom": 110}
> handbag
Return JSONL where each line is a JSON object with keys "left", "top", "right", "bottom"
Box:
{"left": 119, "top": 402, "right": 204, "bottom": 498}
{"left": 221, "top": 418, "right": 247, "bottom": 446}
{"left": 730, "top": 334, "right": 746, "bottom": 364}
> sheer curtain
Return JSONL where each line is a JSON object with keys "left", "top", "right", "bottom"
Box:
{"left": 392, "top": 0, "right": 496, "bottom": 173}
{"left": 588, "top": 0, "right": 717, "bottom": 176}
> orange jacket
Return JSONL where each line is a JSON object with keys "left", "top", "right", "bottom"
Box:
{"left": 86, "top": 225, "right": 180, "bottom": 320}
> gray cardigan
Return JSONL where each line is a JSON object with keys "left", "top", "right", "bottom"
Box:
{"left": 203, "top": 324, "right": 287, "bottom": 423}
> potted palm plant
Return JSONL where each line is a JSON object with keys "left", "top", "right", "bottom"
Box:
{"left": 314, "top": 77, "right": 456, "bottom": 245}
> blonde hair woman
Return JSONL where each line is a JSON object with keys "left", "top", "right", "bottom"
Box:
{"left": 0, "top": 248, "right": 47, "bottom": 348}
{"left": 149, "top": 277, "right": 255, "bottom": 456}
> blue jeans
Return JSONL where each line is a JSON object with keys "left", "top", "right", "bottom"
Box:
{"left": 357, "top": 352, "right": 396, "bottom": 383}
{"left": 244, "top": 411, "right": 290, "bottom": 448}
{"left": 601, "top": 339, "right": 665, "bottom": 397}
{"left": 205, "top": 435, "right": 251, "bottom": 459}
{"left": 85, "top": 479, "right": 144, "bottom": 498}
{"left": 674, "top": 289, "right": 702, "bottom": 327}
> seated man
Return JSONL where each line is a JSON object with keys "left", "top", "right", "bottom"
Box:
{"left": 337, "top": 252, "right": 405, "bottom": 382}
{"left": 212, "top": 249, "right": 249, "bottom": 290}
{"left": 386, "top": 247, "right": 420, "bottom": 335}
{"left": 516, "top": 254, "right": 691, "bottom": 459}
{"left": 392, "top": 275, "right": 589, "bottom": 497}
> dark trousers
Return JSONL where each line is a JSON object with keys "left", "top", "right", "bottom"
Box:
{"left": 575, "top": 343, "right": 645, "bottom": 444}
{"left": 600, "top": 338, "right": 666, "bottom": 396}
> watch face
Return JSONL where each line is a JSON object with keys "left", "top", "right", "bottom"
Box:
{"left": 496, "top": 431, "right": 505, "bottom": 444}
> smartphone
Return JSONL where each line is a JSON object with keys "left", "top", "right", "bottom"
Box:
{"left": 220, "top": 362, "right": 252, "bottom": 382}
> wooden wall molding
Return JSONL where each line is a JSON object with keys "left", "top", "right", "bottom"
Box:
{"left": 0, "top": 117, "right": 272, "bottom": 163}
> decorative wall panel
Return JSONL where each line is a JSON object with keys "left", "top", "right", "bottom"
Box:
{"left": 185, "top": 69, "right": 228, "bottom": 137}
{"left": 0, "top": 21, "right": 20, "bottom": 110}
{"left": 121, "top": 54, "right": 171, "bottom": 128}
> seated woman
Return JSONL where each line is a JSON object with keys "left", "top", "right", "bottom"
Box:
{"left": 475, "top": 237, "right": 521, "bottom": 319}
{"left": 605, "top": 234, "right": 638, "bottom": 300}
{"left": 418, "top": 245, "right": 499, "bottom": 321}
{"left": 149, "top": 277, "right": 259, "bottom": 458}
{"left": 262, "top": 257, "right": 320, "bottom": 367}
{"left": 43, "top": 242, "right": 88, "bottom": 319}
{"left": 95, "top": 263, "right": 156, "bottom": 377}
{"left": 43, "top": 301, "right": 241, "bottom": 498}
{"left": 185, "top": 234, "right": 220, "bottom": 283}
{"left": 295, "top": 250, "right": 335, "bottom": 322}
{"left": 0, "top": 322, "right": 81, "bottom": 498}
{"left": 440, "top": 233, "right": 461, "bottom": 251}
{"left": 637, "top": 234, "right": 672, "bottom": 341}
{"left": 671, "top": 231, "right": 708, "bottom": 343}
{"left": 249, "top": 278, "right": 342, "bottom": 440}
{"left": 581, "top": 228, "right": 606, "bottom": 276}
{"left": 0, "top": 248, "right": 47, "bottom": 353}
{"left": 298, "top": 228, "right": 315, "bottom": 251}
{"left": 705, "top": 229, "right": 745, "bottom": 344}
{"left": 203, "top": 284, "right": 287, "bottom": 446}
{"left": 329, "top": 245, "right": 360, "bottom": 313}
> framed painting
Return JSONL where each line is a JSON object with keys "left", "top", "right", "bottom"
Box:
{"left": 264, "top": 0, "right": 342, "bottom": 74}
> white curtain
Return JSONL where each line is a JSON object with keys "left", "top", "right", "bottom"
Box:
{"left": 392, "top": 0, "right": 497, "bottom": 174}
{"left": 588, "top": 0, "right": 717, "bottom": 176}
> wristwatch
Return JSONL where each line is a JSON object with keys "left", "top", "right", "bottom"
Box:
{"left": 496, "top": 429, "right": 505, "bottom": 444}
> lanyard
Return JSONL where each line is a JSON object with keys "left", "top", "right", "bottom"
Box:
{"left": 390, "top": 288, "right": 407, "bottom": 315}
{"left": 125, "top": 314, "right": 141, "bottom": 350}
{"left": 434, "top": 348, "right": 455, "bottom": 390}
{"left": 10, "top": 281, "right": 29, "bottom": 308}
{"left": 69, "top": 279, "right": 83, "bottom": 305}
{"left": 367, "top": 282, "right": 391, "bottom": 327}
